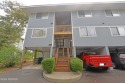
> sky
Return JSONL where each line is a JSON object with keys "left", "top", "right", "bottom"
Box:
{"left": 0, "top": 0, "right": 124, "bottom": 16}
{"left": 0, "top": 0, "right": 125, "bottom": 6}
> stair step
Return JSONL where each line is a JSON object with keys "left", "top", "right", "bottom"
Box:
{"left": 58, "top": 57, "right": 68, "bottom": 59}
{"left": 56, "top": 66, "right": 69, "bottom": 69}
{"left": 56, "top": 62, "right": 68, "bottom": 65}
{"left": 57, "top": 61, "right": 68, "bottom": 64}
{"left": 55, "top": 67, "right": 70, "bottom": 72}
{"left": 58, "top": 58, "right": 68, "bottom": 60}
{"left": 56, "top": 64, "right": 69, "bottom": 67}
{"left": 57, "top": 60, "right": 68, "bottom": 62}
{"left": 55, "top": 69, "right": 70, "bottom": 72}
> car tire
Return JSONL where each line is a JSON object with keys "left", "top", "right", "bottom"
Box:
{"left": 83, "top": 61, "right": 89, "bottom": 70}
{"left": 102, "top": 67, "right": 109, "bottom": 71}
{"left": 112, "top": 62, "right": 117, "bottom": 69}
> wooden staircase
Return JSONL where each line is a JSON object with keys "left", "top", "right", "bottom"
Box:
{"left": 55, "top": 57, "right": 70, "bottom": 72}
{"left": 55, "top": 48, "right": 70, "bottom": 72}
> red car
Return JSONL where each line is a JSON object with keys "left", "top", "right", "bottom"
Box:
{"left": 80, "top": 52, "right": 112, "bottom": 71}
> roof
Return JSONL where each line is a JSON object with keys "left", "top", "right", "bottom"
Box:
{"left": 22, "top": 2, "right": 125, "bottom": 14}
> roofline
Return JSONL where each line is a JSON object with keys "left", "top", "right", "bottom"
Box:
{"left": 21, "top": 1, "right": 125, "bottom": 15}
{"left": 22, "top": 1, "right": 125, "bottom": 8}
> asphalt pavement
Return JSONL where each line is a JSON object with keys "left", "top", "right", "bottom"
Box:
{"left": 0, "top": 69, "right": 125, "bottom": 83}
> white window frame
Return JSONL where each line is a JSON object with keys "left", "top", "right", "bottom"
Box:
{"left": 110, "top": 26, "right": 125, "bottom": 36}
{"left": 36, "top": 13, "right": 49, "bottom": 19}
{"left": 105, "top": 10, "right": 120, "bottom": 17}
{"left": 31, "top": 28, "right": 47, "bottom": 38}
{"left": 79, "top": 26, "right": 97, "bottom": 37}
{"left": 77, "top": 10, "right": 92, "bottom": 18}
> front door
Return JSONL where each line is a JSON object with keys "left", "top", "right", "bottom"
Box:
{"left": 56, "top": 38, "right": 71, "bottom": 48}
{"left": 55, "top": 38, "right": 71, "bottom": 57}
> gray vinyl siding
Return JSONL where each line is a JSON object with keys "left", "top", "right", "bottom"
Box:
{"left": 24, "top": 12, "right": 54, "bottom": 47}
{"left": 27, "top": 12, "right": 54, "bottom": 28}
{"left": 72, "top": 10, "right": 125, "bottom": 47}
{"left": 72, "top": 10, "right": 125, "bottom": 27}
{"left": 24, "top": 28, "right": 53, "bottom": 47}
{"left": 73, "top": 27, "right": 125, "bottom": 46}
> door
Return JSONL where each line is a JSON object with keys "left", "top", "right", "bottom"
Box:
{"left": 64, "top": 39, "right": 71, "bottom": 47}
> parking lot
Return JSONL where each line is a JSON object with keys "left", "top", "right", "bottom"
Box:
{"left": 76, "top": 69, "right": 125, "bottom": 83}
{"left": 0, "top": 69, "right": 125, "bottom": 83}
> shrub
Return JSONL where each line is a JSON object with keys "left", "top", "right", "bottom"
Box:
{"left": 41, "top": 57, "right": 55, "bottom": 74}
{"left": 0, "top": 46, "right": 20, "bottom": 67}
{"left": 70, "top": 58, "right": 83, "bottom": 72}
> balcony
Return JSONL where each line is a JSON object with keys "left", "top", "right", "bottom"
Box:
{"left": 54, "top": 25, "right": 72, "bottom": 35}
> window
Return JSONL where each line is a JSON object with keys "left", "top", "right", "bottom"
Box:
{"left": 78, "top": 10, "right": 92, "bottom": 17}
{"left": 110, "top": 27, "right": 125, "bottom": 36}
{"left": 105, "top": 10, "right": 120, "bottom": 17}
{"left": 79, "top": 27, "right": 96, "bottom": 37}
{"left": 32, "top": 29, "right": 47, "bottom": 38}
{"left": 36, "top": 13, "right": 49, "bottom": 19}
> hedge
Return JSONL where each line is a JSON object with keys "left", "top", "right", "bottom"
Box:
{"left": 70, "top": 58, "right": 83, "bottom": 72}
{"left": 0, "top": 46, "right": 20, "bottom": 67}
{"left": 41, "top": 57, "right": 55, "bottom": 74}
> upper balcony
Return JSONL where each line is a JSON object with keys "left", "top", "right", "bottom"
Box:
{"left": 54, "top": 25, "right": 72, "bottom": 35}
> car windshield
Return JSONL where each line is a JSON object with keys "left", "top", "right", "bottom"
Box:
{"left": 119, "top": 54, "right": 125, "bottom": 58}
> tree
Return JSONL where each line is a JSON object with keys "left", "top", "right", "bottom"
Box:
{"left": 0, "top": 1, "right": 28, "bottom": 48}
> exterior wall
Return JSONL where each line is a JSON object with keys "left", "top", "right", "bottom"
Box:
{"left": 95, "top": 47, "right": 110, "bottom": 55}
{"left": 73, "top": 27, "right": 125, "bottom": 46}
{"left": 24, "top": 12, "right": 55, "bottom": 48}
{"left": 28, "top": 12, "right": 54, "bottom": 28}
{"left": 72, "top": 10, "right": 125, "bottom": 26}
{"left": 72, "top": 10, "right": 125, "bottom": 47}
{"left": 24, "top": 28, "right": 53, "bottom": 47}
{"left": 76, "top": 47, "right": 109, "bottom": 55}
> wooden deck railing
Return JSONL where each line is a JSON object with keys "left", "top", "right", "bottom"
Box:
{"left": 55, "top": 48, "right": 59, "bottom": 64}
{"left": 55, "top": 25, "right": 71, "bottom": 32}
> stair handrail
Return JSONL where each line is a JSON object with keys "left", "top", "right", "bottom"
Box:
{"left": 67, "top": 48, "right": 70, "bottom": 65}
{"left": 55, "top": 48, "right": 59, "bottom": 64}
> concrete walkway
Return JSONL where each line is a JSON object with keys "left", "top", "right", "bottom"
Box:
{"left": 43, "top": 71, "right": 82, "bottom": 83}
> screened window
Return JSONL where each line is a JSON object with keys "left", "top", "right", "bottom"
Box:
{"left": 110, "top": 27, "right": 125, "bottom": 36}
{"left": 36, "top": 13, "right": 49, "bottom": 19}
{"left": 105, "top": 10, "right": 120, "bottom": 17}
{"left": 32, "top": 29, "right": 47, "bottom": 38}
{"left": 78, "top": 10, "right": 92, "bottom": 17}
{"left": 79, "top": 27, "right": 96, "bottom": 37}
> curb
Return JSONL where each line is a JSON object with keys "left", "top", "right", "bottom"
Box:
{"left": 43, "top": 71, "right": 82, "bottom": 83}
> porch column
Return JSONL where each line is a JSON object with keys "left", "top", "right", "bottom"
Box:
{"left": 73, "top": 46, "right": 76, "bottom": 58}
{"left": 19, "top": 49, "right": 26, "bottom": 69}
{"left": 50, "top": 47, "right": 53, "bottom": 58}
{"left": 33, "top": 50, "right": 37, "bottom": 65}
{"left": 105, "top": 46, "right": 110, "bottom": 55}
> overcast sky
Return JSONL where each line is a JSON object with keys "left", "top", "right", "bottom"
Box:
{"left": 0, "top": 0, "right": 124, "bottom": 15}
{"left": 0, "top": 0, "right": 125, "bottom": 6}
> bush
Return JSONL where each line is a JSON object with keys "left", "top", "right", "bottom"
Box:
{"left": 0, "top": 46, "right": 20, "bottom": 67}
{"left": 70, "top": 58, "right": 83, "bottom": 72}
{"left": 41, "top": 57, "right": 55, "bottom": 74}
